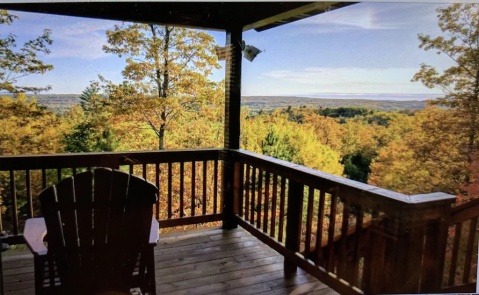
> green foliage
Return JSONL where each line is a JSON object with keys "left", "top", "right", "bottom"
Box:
{"left": 282, "top": 106, "right": 305, "bottom": 123}
{"left": 79, "top": 82, "right": 100, "bottom": 113}
{"left": 0, "top": 10, "right": 54, "bottom": 94}
{"left": 261, "top": 127, "right": 299, "bottom": 163}
{"left": 318, "top": 107, "right": 371, "bottom": 120}
{"left": 343, "top": 152, "right": 373, "bottom": 183}
{"left": 62, "top": 122, "right": 118, "bottom": 153}
{"left": 62, "top": 84, "right": 119, "bottom": 153}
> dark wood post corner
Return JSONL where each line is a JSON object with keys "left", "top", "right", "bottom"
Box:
{"left": 364, "top": 193, "right": 455, "bottom": 294}
{"left": 222, "top": 26, "right": 243, "bottom": 229}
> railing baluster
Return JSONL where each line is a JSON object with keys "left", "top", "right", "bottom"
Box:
{"left": 270, "top": 174, "right": 278, "bottom": 238}
{"left": 10, "top": 170, "right": 18, "bottom": 235}
{"left": 362, "top": 210, "right": 380, "bottom": 293}
{"left": 284, "top": 179, "right": 304, "bottom": 273}
{"left": 238, "top": 163, "right": 244, "bottom": 219}
{"left": 463, "top": 217, "right": 477, "bottom": 283}
{"left": 304, "top": 186, "right": 315, "bottom": 257}
{"left": 351, "top": 206, "right": 364, "bottom": 287}
{"left": 448, "top": 222, "right": 462, "bottom": 286}
{"left": 250, "top": 167, "right": 256, "bottom": 224}
{"left": 214, "top": 159, "right": 218, "bottom": 213}
{"left": 180, "top": 162, "right": 184, "bottom": 217}
{"left": 72, "top": 167, "right": 77, "bottom": 176}
{"left": 256, "top": 169, "right": 263, "bottom": 229}
{"left": 316, "top": 190, "right": 326, "bottom": 266}
{"left": 142, "top": 163, "right": 147, "bottom": 179}
{"left": 129, "top": 165, "right": 133, "bottom": 175}
{"left": 168, "top": 162, "right": 172, "bottom": 219}
{"left": 42, "top": 168, "right": 47, "bottom": 189}
{"left": 338, "top": 198, "right": 351, "bottom": 278}
{"left": 191, "top": 161, "right": 196, "bottom": 217}
{"left": 203, "top": 160, "right": 207, "bottom": 215}
{"left": 57, "top": 168, "right": 62, "bottom": 182}
{"left": 155, "top": 163, "right": 160, "bottom": 220}
{"left": 26, "top": 169, "right": 33, "bottom": 218}
{"left": 327, "top": 190, "right": 338, "bottom": 272}
{"left": 278, "top": 177, "right": 286, "bottom": 243}
{"left": 262, "top": 172, "right": 270, "bottom": 233}
{"left": 244, "top": 165, "right": 250, "bottom": 221}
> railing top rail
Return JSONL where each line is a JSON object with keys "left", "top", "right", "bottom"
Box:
{"left": 0, "top": 148, "right": 222, "bottom": 171}
{"left": 232, "top": 149, "right": 455, "bottom": 205}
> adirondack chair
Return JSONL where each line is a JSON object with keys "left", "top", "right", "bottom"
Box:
{"left": 24, "top": 168, "right": 159, "bottom": 295}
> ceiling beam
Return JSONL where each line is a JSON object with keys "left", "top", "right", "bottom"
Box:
{"left": 244, "top": 2, "right": 357, "bottom": 32}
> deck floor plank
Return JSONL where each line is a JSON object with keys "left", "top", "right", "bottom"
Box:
{"left": 3, "top": 226, "right": 337, "bottom": 295}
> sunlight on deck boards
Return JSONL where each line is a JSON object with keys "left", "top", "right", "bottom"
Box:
{"left": 2, "top": 226, "right": 338, "bottom": 295}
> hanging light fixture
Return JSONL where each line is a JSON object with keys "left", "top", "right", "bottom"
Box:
{"left": 215, "top": 41, "right": 262, "bottom": 62}
{"left": 241, "top": 40, "right": 262, "bottom": 62}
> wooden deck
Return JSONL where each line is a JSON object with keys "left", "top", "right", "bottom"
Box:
{"left": 2, "top": 226, "right": 338, "bottom": 295}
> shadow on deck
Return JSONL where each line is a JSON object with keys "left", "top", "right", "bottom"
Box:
{"left": 3, "top": 226, "right": 338, "bottom": 295}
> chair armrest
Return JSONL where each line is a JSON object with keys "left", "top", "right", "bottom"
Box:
{"left": 149, "top": 218, "right": 159, "bottom": 245}
{"left": 24, "top": 218, "right": 48, "bottom": 256}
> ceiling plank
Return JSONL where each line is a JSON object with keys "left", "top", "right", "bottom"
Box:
{"left": 244, "top": 2, "right": 357, "bottom": 32}
{"left": 0, "top": 2, "right": 355, "bottom": 32}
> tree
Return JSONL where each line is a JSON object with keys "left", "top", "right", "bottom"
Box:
{"left": 242, "top": 111, "right": 344, "bottom": 175}
{"left": 369, "top": 107, "right": 466, "bottom": 195}
{"left": 412, "top": 4, "right": 479, "bottom": 158}
{"left": 62, "top": 83, "right": 119, "bottom": 152}
{"left": 102, "top": 23, "right": 220, "bottom": 150}
{"left": 303, "top": 113, "right": 343, "bottom": 151}
{"left": 0, "top": 10, "right": 53, "bottom": 94}
{"left": 0, "top": 94, "right": 66, "bottom": 155}
{"left": 79, "top": 82, "right": 100, "bottom": 113}
{"left": 261, "top": 126, "right": 299, "bottom": 162}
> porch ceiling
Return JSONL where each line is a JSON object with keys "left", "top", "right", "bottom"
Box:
{"left": 0, "top": 1, "right": 355, "bottom": 31}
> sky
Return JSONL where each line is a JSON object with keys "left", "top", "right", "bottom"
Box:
{"left": 2, "top": 3, "right": 458, "bottom": 100}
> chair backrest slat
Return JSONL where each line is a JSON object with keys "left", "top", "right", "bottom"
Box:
{"left": 74, "top": 171, "right": 94, "bottom": 285}
{"left": 55, "top": 178, "right": 81, "bottom": 288}
{"left": 39, "top": 168, "right": 157, "bottom": 293}
{"left": 93, "top": 169, "right": 113, "bottom": 248}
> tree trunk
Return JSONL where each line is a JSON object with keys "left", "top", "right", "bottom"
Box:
{"left": 157, "top": 27, "right": 170, "bottom": 150}
{"left": 159, "top": 125, "right": 165, "bottom": 150}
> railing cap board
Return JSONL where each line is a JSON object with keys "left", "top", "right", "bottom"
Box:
{"left": 0, "top": 148, "right": 221, "bottom": 171}
{"left": 232, "top": 149, "right": 456, "bottom": 205}
{"left": 409, "top": 192, "right": 456, "bottom": 204}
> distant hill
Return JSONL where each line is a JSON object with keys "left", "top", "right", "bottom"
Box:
{"left": 242, "top": 96, "right": 428, "bottom": 112}
{"left": 23, "top": 94, "right": 427, "bottom": 113}
{"left": 29, "top": 94, "right": 81, "bottom": 113}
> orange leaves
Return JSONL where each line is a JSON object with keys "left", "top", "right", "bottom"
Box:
{"left": 101, "top": 24, "right": 222, "bottom": 150}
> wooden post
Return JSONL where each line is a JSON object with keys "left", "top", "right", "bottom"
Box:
{"left": 222, "top": 26, "right": 242, "bottom": 229}
{"left": 363, "top": 193, "right": 455, "bottom": 294}
{"left": 284, "top": 180, "right": 304, "bottom": 273}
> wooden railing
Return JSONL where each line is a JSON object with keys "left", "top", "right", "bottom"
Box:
{"left": 229, "top": 149, "right": 457, "bottom": 295}
{"left": 441, "top": 198, "right": 479, "bottom": 293}
{"left": 1, "top": 148, "right": 475, "bottom": 294}
{"left": 0, "top": 149, "right": 223, "bottom": 244}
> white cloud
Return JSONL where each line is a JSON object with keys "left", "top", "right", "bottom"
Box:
{"left": 258, "top": 67, "right": 443, "bottom": 95}
{"left": 5, "top": 12, "right": 121, "bottom": 60}
{"left": 49, "top": 19, "right": 121, "bottom": 60}
{"left": 292, "top": 3, "right": 445, "bottom": 34}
